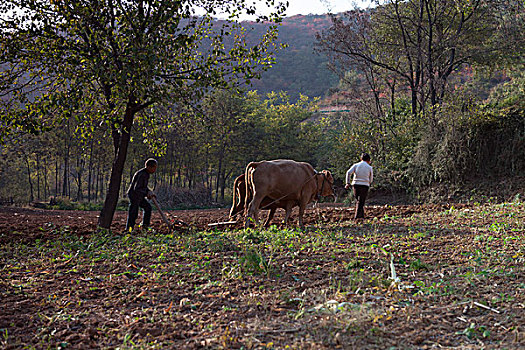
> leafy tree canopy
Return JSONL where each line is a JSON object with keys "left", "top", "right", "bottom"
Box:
{"left": 0, "top": 0, "right": 286, "bottom": 138}
{"left": 0, "top": 0, "right": 287, "bottom": 228}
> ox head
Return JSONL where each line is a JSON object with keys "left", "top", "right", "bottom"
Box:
{"left": 229, "top": 174, "right": 246, "bottom": 220}
{"left": 317, "top": 170, "right": 335, "bottom": 201}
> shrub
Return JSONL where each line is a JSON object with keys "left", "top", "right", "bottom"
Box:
{"left": 46, "top": 197, "right": 104, "bottom": 211}
{"left": 154, "top": 184, "right": 212, "bottom": 209}
{"left": 408, "top": 96, "right": 525, "bottom": 189}
{"left": 117, "top": 198, "right": 130, "bottom": 210}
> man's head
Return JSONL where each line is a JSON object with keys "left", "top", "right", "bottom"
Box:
{"left": 361, "top": 153, "right": 371, "bottom": 163}
{"left": 145, "top": 158, "right": 158, "bottom": 173}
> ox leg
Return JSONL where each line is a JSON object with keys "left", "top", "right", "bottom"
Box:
{"left": 229, "top": 204, "right": 239, "bottom": 221}
{"left": 245, "top": 196, "right": 263, "bottom": 228}
{"left": 298, "top": 202, "right": 307, "bottom": 229}
{"left": 283, "top": 202, "right": 294, "bottom": 225}
{"left": 229, "top": 193, "right": 241, "bottom": 220}
{"left": 263, "top": 208, "right": 276, "bottom": 228}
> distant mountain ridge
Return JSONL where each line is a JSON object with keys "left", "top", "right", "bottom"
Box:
{"left": 244, "top": 14, "right": 339, "bottom": 102}
{"left": 1, "top": 14, "right": 339, "bottom": 104}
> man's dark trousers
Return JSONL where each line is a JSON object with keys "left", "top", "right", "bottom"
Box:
{"left": 126, "top": 197, "right": 152, "bottom": 231}
{"left": 353, "top": 185, "right": 369, "bottom": 219}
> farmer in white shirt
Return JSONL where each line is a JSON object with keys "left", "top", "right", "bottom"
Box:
{"left": 345, "top": 153, "right": 373, "bottom": 219}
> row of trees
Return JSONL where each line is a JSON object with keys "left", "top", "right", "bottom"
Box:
{"left": 3, "top": 64, "right": 523, "bottom": 207}
{"left": 0, "top": 122, "right": 113, "bottom": 204}
{"left": 1, "top": 0, "right": 523, "bottom": 226}
{"left": 0, "top": 90, "right": 326, "bottom": 207}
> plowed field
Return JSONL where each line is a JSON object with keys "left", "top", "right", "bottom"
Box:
{"left": 1, "top": 202, "right": 524, "bottom": 349}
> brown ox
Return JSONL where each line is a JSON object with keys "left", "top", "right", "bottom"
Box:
{"left": 229, "top": 174, "right": 288, "bottom": 227}
{"left": 244, "top": 159, "right": 335, "bottom": 229}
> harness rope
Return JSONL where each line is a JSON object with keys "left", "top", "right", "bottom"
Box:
{"left": 257, "top": 171, "right": 330, "bottom": 210}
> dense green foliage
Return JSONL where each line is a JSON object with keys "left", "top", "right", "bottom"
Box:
{"left": 0, "top": 90, "right": 326, "bottom": 207}
{"left": 1, "top": 1, "right": 524, "bottom": 208}
{"left": 317, "top": 0, "right": 525, "bottom": 196}
{"left": 0, "top": 0, "right": 287, "bottom": 226}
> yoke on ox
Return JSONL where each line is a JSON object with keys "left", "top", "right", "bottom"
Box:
{"left": 243, "top": 159, "right": 335, "bottom": 229}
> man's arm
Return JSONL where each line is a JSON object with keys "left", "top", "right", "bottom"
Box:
{"left": 369, "top": 167, "right": 373, "bottom": 185}
{"left": 345, "top": 164, "right": 356, "bottom": 188}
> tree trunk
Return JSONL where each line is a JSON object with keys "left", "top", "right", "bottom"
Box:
{"left": 24, "top": 153, "right": 34, "bottom": 202}
{"left": 98, "top": 104, "right": 135, "bottom": 229}
{"left": 55, "top": 158, "right": 59, "bottom": 197}
{"left": 62, "top": 149, "right": 69, "bottom": 197}
{"left": 87, "top": 139, "right": 93, "bottom": 202}
{"left": 36, "top": 153, "right": 41, "bottom": 200}
{"left": 215, "top": 156, "right": 223, "bottom": 202}
{"left": 43, "top": 158, "right": 49, "bottom": 200}
{"left": 96, "top": 159, "right": 101, "bottom": 201}
{"left": 411, "top": 87, "right": 418, "bottom": 119}
{"left": 76, "top": 156, "right": 83, "bottom": 201}
{"left": 62, "top": 122, "right": 70, "bottom": 198}
{"left": 220, "top": 168, "right": 228, "bottom": 202}
{"left": 121, "top": 169, "right": 127, "bottom": 198}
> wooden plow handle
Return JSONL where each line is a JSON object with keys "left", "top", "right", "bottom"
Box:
{"left": 151, "top": 197, "right": 172, "bottom": 234}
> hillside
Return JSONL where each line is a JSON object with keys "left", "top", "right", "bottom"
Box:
{"left": 0, "top": 15, "right": 338, "bottom": 104}
{"left": 244, "top": 14, "right": 339, "bottom": 101}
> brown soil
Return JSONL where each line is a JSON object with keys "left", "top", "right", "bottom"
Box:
{"left": 0, "top": 203, "right": 460, "bottom": 240}
{"left": 1, "top": 203, "right": 523, "bottom": 349}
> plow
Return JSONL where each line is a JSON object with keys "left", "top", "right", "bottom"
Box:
{"left": 207, "top": 220, "right": 237, "bottom": 228}
{"left": 151, "top": 197, "right": 189, "bottom": 233}
{"left": 151, "top": 196, "right": 238, "bottom": 232}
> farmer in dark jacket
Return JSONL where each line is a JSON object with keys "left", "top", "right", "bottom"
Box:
{"left": 125, "top": 158, "right": 157, "bottom": 232}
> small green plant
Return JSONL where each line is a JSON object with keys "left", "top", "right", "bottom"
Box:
{"left": 347, "top": 269, "right": 365, "bottom": 292}
{"left": 456, "top": 323, "right": 490, "bottom": 340}
{"left": 347, "top": 258, "right": 361, "bottom": 269}
{"left": 443, "top": 206, "right": 455, "bottom": 215}
{"left": 1, "top": 328, "right": 8, "bottom": 345}
{"left": 221, "top": 261, "right": 241, "bottom": 280}
{"left": 238, "top": 248, "right": 274, "bottom": 277}
{"left": 409, "top": 258, "right": 430, "bottom": 271}
{"left": 412, "top": 231, "right": 428, "bottom": 239}
{"left": 121, "top": 332, "right": 134, "bottom": 347}
{"left": 489, "top": 221, "right": 508, "bottom": 233}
